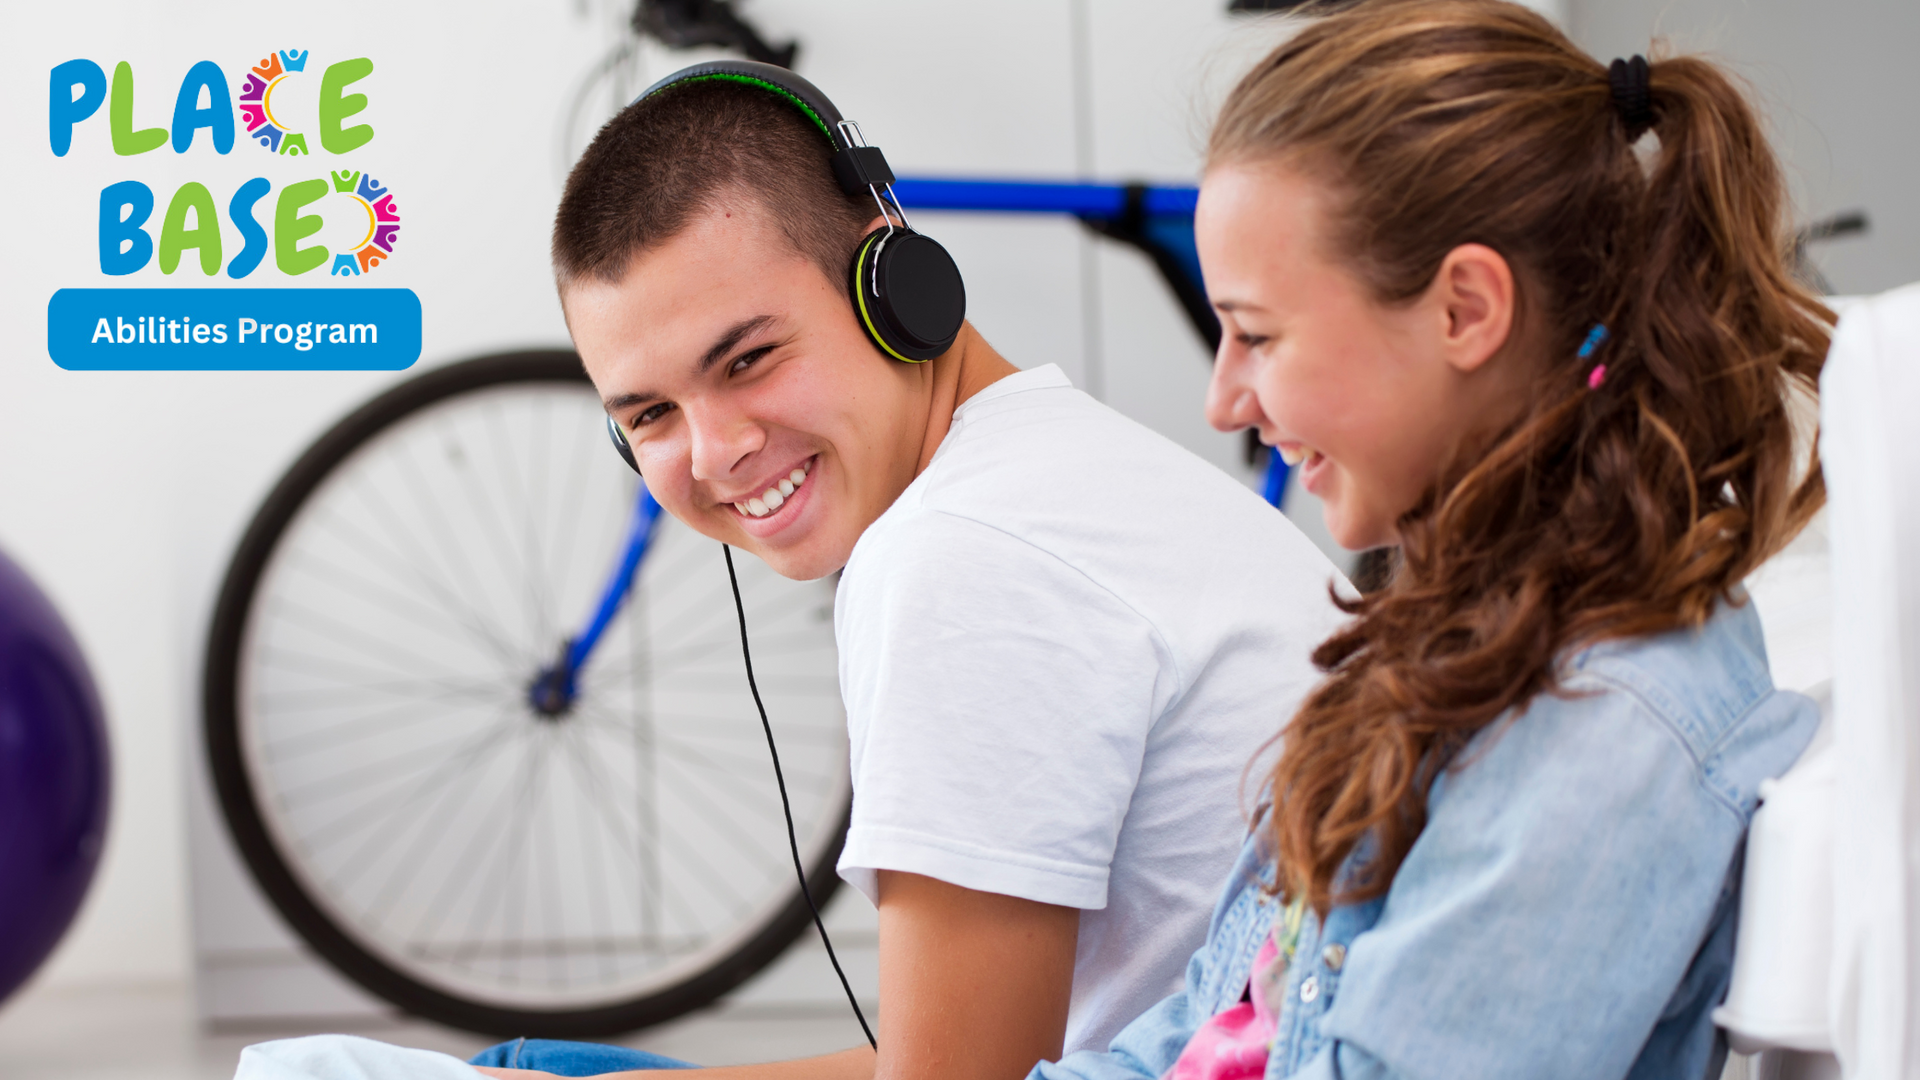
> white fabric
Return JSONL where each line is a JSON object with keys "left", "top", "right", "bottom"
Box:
{"left": 1715, "top": 680, "right": 1836, "bottom": 1054}
{"left": 1748, "top": 509, "right": 1836, "bottom": 698}
{"left": 1822, "top": 282, "right": 1920, "bottom": 1079}
{"left": 1717, "top": 507, "right": 1839, "bottom": 1054}
{"left": 834, "top": 364, "right": 1348, "bottom": 1054}
{"left": 1718, "top": 287, "right": 1920, "bottom": 1078}
{"left": 232, "top": 1035, "right": 482, "bottom": 1080}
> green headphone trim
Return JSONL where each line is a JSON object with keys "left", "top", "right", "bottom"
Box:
{"left": 650, "top": 67, "right": 943, "bottom": 364}
{"left": 660, "top": 72, "right": 838, "bottom": 148}
{"left": 852, "top": 233, "right": 925, "bottom": 363}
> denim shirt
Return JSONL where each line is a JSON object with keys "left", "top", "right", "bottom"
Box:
{"left": 1032, "top": 599, "right": 1817, "bottom": 1080}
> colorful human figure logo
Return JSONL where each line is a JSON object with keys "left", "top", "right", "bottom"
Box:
{"left": 240, "top": 48, "right": 398, "bottom": 275}
{"left": 326, "top": 170, "right": 401, "bottom": 276}
{"left": 239, "top": 49, "right": 312, "bottom": 156}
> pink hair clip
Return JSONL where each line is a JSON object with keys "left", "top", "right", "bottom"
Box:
{"left": 1588, "top": 364, "right": 1608, "bottom": 389}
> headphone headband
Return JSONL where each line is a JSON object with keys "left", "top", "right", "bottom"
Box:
{"left": 638, "top": 60, "right": 849, "bottom": 147}
{"left": 636, "top": 60, "right": 898, "bottom": 200}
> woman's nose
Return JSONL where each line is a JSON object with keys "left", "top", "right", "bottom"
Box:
{"left": 1204, "top": 347, "right": 1264, "bottom": 434}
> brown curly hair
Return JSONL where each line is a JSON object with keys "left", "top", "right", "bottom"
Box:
{"left": 1210, "top": 0, "right": 1830, "bottom": 913}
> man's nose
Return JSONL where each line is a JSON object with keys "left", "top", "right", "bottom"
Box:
{"left": 1204, "top": 345, "right": 1264, "bottom": 433}
{"left": 686, "top": 407, "right": 766, "bottom": 483}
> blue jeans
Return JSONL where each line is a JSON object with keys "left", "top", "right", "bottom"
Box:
{"left": 470, "top": 1039, "right": 699, "bottom": 1076}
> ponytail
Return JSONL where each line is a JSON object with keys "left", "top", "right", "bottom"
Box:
{"left": 1210, "top": 0, "right": 1829, "bottom": 914}
{"left": 1618, "top": 55, "right": 1827, "bottom": 568}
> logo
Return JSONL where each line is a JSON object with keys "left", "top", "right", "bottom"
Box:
{"left": 324, "top": 169, "right": 401, "bottom": 276}
{"left": 49, "top": 49, "right": 400, "bottom": 279}
{"left": 46, "top": 49, "right": 421, "bottom": 370}
{"left": 240, "top": 49, "right": 314, "bottom": 157}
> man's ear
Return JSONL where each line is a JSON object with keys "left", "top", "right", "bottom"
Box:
{"left": 1433, "top": 243, "right": 1515, "bottom": 374}
{"left": 862, "top": 214, "right": 889, "bottom": 235}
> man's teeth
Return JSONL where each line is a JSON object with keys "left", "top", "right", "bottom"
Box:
{"left": 735, "top": 464, "right": 811, "bottom": 518}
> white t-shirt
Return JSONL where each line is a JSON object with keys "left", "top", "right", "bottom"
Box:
{"left": 835, "top": 364, "right": 1348, "bottom": 1053}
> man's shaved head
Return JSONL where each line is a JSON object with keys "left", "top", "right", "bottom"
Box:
{"left": 553, "top": 79, "right": 874, "bottom": 295}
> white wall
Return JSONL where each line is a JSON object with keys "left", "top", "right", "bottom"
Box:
{"left": 1570, "top": 0, "right": 1918, "bottom": 296}
{"left": 0, "top": 1, "right": 603, "bottom": 987}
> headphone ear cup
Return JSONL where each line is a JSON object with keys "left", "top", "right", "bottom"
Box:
{"left": 606, "top": 414, "right": 640, "bottom": 474}
{"left": 850, "top": 228, "right": 966, "bottom": 363}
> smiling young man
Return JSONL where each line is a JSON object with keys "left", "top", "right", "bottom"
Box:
{"left": 522, "top": 69, "right": 1350, "bottom": 1077}
{"left": 233, "top": 66, "right": 1348, "bottom": 1080}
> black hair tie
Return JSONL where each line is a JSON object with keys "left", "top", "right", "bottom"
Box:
{"left": 1608, "top": 55, "right": 1654, "bottom": 140}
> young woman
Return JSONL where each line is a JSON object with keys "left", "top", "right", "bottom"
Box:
{"left": 1033, "top": 3, "right": 1827, "bottom": 1079}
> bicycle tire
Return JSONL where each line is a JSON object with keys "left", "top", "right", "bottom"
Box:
{"left": 203, "top": 350, "right": 851, "bottom": 1037}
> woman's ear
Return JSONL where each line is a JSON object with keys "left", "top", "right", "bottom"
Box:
{"left": 1433, "top": 243, "right": 1515, "bottom": 374}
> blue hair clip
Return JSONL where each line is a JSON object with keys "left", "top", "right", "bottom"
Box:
{"left": 1577, "top": 323, "right": 1609, "bottom": 360}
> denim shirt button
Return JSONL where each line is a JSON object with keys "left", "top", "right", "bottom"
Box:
{"left": 1299, "top": 975, "right": 1320, "bottom": 1003}
{"left": 1321, "top": 943, "right": 1346, "bottom": 971}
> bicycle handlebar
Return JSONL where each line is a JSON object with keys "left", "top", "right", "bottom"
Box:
{"left": 890, "top": 178, "right": 1198, "bottom": 218}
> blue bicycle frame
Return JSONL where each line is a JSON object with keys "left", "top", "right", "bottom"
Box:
{"left": 529, "top": 487, "right": 665, "bottom": 714}
{"left": 536, "top": 177, "right": 1287, "bottom": 708}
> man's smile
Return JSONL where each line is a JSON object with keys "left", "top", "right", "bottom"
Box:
{"left": 728, "top": 455, "right": 814, "bottom": 519}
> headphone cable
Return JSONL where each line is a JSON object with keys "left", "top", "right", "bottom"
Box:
{"left": 723, "top": 544, "right": 878, "bottom": 1050}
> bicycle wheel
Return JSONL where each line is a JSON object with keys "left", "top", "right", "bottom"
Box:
{"left": 204, "top": 351, "right": 851, "bottom": 1036}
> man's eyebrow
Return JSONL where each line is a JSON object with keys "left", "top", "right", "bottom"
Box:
{"left": 603, "top": 389, "right": 658, "bottom": 414}
{"left": 601, "top": 314, "right": 777, "bottom": 415}
{"left": 698, "top": 314, "right": 776, "bottom": 375}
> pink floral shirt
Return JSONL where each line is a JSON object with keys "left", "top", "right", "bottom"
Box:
{"left": 1163, "top": 899, "right": 1301, "bottom": 1080}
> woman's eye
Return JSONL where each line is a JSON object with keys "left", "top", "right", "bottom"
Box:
{"left": 1236, "top": 332, "right": 1271, "bottom": 350}
{"left": 632, "top": 402, "right": 675, "bottom": 427}
{"left": 729, "top": 345, "right": 775, "bottom": 375}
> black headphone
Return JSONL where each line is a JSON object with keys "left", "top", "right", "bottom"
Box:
{"left": 605, "top": 59, "right": 967, "bottom": 473}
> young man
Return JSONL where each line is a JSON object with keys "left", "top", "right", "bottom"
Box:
{"left": 237, "top": 64, "right": 1345, "bottom": 1080}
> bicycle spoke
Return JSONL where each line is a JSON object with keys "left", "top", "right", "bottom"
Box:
{"left": 388, "top": 437, "right": 535, "bottom": 660}
{"left": 574, "top": 710, "right": 836, "bottom": 791}
{"left": 574, "top": 726, "right": 757, "bottom": 923}
{"left": 557, "top": 727, "right": 708, "bottom": 938}
{"left": 481, "top": 399, "right": 553, "bottom": 651}
{"left": 495, "top": 732, "right": 550, "bottom": 986}
{"left": 554, "top": 406, "right": 608, "bottom": 632}
{"left": 442, "top": 410, "right": 544, "bottom": 649}
{"left": 357, "top": 726, "right": 511, "bottom": 932}
{"left": 333, "top": 460, "right": 529, "bottom": 666}
{"left": 253, "top": 674, "right": 506, "bottom": 713}
{"left": 406, "top": 733, "right": 543, "bottom": 950}
{"left": 265, "top": 593, "right": 496, "bottom": 683}
{"left": 559, "top": 725, "right": 620, "bottom": 985}
{"left": 275, "top": 545, "right": 517, "bottom": 664}
{"left": 577, "top": 703, "right": 842, "bottom": 737}
{"left": 297, "top": 710, "right": 524, "bottom": 856}
{"left": 262, "top": 691, "right": 503, "bottom": 762}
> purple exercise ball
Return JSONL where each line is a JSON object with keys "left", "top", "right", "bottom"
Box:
{"left": 0, "top": 546, "right": 109, "bottom": 1006}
